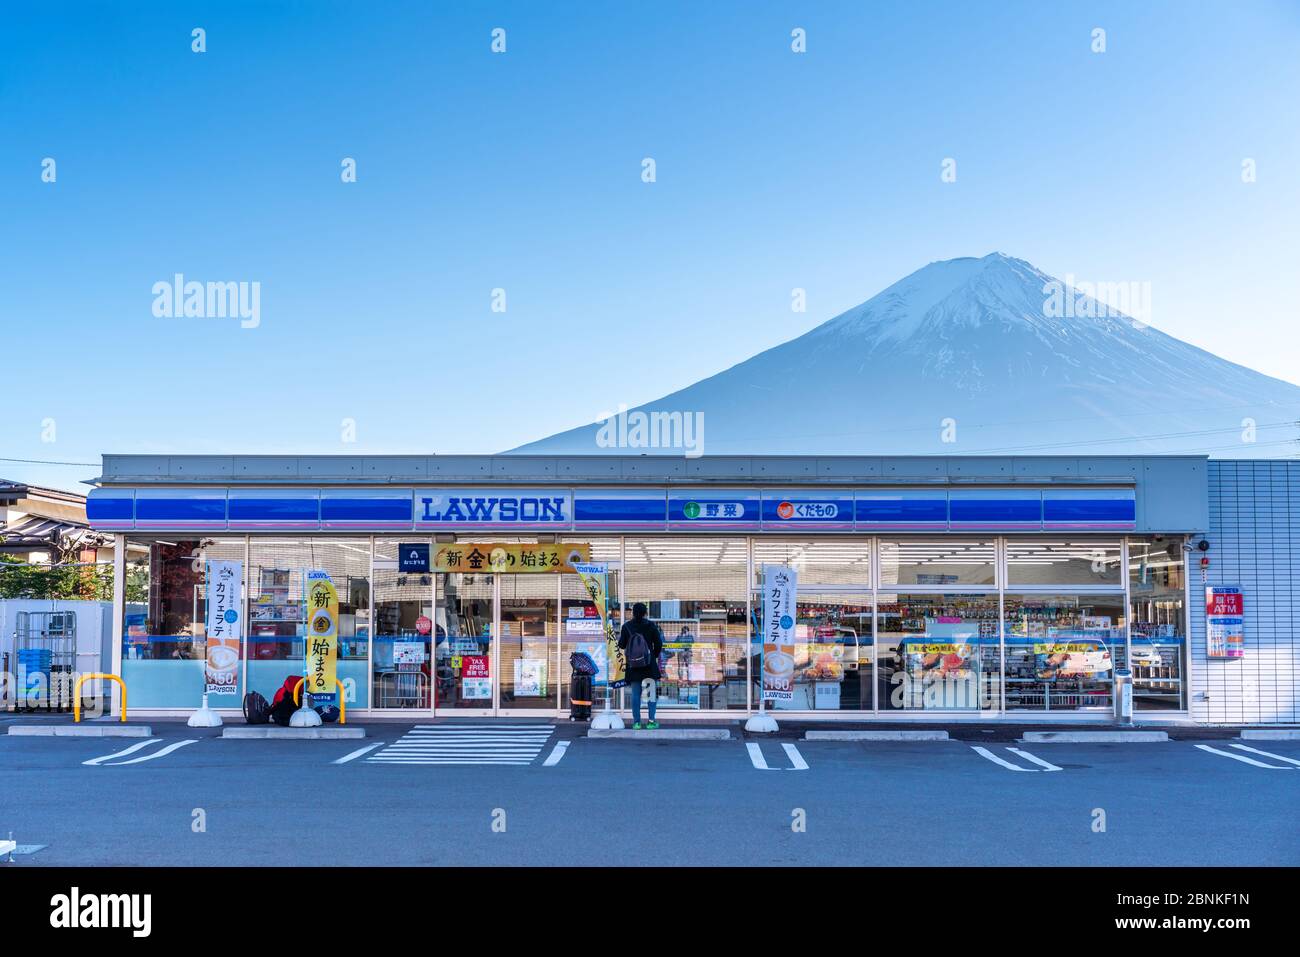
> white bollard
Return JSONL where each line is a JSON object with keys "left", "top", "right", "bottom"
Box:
{"left": 290, "top": 702, "right": 322, "bottom": 727}
{"left": 589, "top": 687, "right": 624, "bottom": 730}
{"left": 745, "top": 701, "right": 779, "bottom": 733}
{"left": 187, "top": 693, "right": 224, "bottom": 728}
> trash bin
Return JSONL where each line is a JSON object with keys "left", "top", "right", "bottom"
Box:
{"left": 1113, "top": 668, "right": 1133, "bottom": 725}
{"left": 568, "top": 651, "right": 597, "bottom": 722}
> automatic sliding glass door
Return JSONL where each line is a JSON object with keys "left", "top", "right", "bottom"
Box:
{"left": 436, "top": 573, "right": 495, "bottom": 713}
{"left": 497, "top": 575, "right": 558, "bottom": 712}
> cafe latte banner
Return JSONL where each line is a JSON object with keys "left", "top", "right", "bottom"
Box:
{"left": 204, "top": 560, "right": 243, "bottom": 696}
{"left": 432, "top": 542, "right": 590, "bottom": 574}
{"left": 305, "top": 570, "right": 338, "bottom": 705}
{"left": 761, "top": 564, "right": 798, "bottom": 702}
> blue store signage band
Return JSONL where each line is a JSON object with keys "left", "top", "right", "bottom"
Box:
{"left": 87, "top": 485, "right": 1137, "bottom": 534}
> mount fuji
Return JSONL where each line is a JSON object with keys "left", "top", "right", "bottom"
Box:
{"left": 510, "top": 253, "right": 1300, "bottom": 458}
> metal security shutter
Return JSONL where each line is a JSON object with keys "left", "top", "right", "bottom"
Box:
{"left": 1199, "top": 461, "right": 1299, "bottom": 724}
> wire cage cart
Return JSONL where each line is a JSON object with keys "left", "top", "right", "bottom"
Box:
{"left": 9, "top": 611, "right": 79, "bottom": 712}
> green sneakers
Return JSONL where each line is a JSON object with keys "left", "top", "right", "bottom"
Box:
{"left": 632, "top": 722, "right": 643, "bottom": 730}
{"left": 647, "top": 720, "right": 659, "bottom": 730}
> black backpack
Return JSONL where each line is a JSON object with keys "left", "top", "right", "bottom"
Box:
{"left": 626, "top": 622, "right": 654, "bottom": 669}
{"left": 242, "top": 691, "right": 271, "bottom": 725}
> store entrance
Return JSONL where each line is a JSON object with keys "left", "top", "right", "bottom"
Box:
{"left": 435, "top": 567, "right": 620, "bottom": 716}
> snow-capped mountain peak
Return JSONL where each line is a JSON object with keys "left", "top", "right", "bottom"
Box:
{"left": 511, "top": 254, "right": 1300, "bottom": 458}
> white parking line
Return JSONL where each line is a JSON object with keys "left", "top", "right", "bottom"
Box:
{"left": 1006, "top": 747, "right": 1063, "bottom": 772}
{"left": 368, "top": 758, "right": 532, "bottom": 765}
{"left": 1229, "top": 743, "right": 1300, "bottom": 767}
{"left": 333, "top": 742, "right": 384, "bottom": 764}
{"left": 542, "top": 741, "right": 570, "bottom": 766}
{"left": 105, "top": 739, "right": 199, "bottom": 765}
{"left": 83, "top": 739, "right": 160, "bottom": 766}
{"left": 746, "top": 742, "right": 774, "bottom": 770}
{"left": 971, "top": 746, "right": 1034, "bottom": 771}
{"left": 1195, "top": 744, "right": 1290, "bottom": 769}
{"left": 781, "top": 743, "right": 809, "bottom": 771}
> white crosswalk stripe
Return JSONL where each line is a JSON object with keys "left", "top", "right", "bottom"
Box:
{"left": 368, "top": 724, "right": 556, "bottom": 765}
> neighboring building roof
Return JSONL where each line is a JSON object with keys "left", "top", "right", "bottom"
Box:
{"left": 0, "top": 479, "right": 87, "bottom": 507}
{"left": 0, "top": 515, "right": 103, "bottom": 553}
{"left": 1, "top": 479, "right": 95, "bottom": 553}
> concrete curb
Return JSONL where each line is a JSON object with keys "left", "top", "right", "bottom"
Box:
{"left": 804, "top": 730, "right": 950, "bottom": 741}
{"left": 1020, "top": 730, "right": 1168, "bottom": 743}
{"left": 222, "top": 726, "right": 366, "bottom": 740}
{"left": 8, "top": 725, "right": 153, "bottom": 737}
{"left": 588, "top": 728, "right": 731, "bottom": 741}
{"left": 1240, "top": 729, "right": 1300, "bottom": 741}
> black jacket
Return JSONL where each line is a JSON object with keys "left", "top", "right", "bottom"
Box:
{"left": 618, "top": 617, "right": 663, "bottom": 683}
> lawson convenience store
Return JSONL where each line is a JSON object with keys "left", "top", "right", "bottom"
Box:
{"left": 83, "top": 453, "right": 1298, "bottom": 724}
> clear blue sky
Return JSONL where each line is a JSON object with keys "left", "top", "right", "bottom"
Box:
{"left": 2, "top": 1, "right": 1298, "bottom": 491}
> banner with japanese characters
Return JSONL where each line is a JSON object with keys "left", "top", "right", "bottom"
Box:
{"left": 305, "top": 570, "right": 338, "bottom": 704}
{"left": 204, "top": 560, "right": 242, "bottom": 696}
{"left": 432, "top": 542, "right": 590, "bottom": 574}
{"left": 573, "top": 561, "right": 626, "bottom": 688}
{"left": 761, "top": 564, "right": 798, "bottom": 702}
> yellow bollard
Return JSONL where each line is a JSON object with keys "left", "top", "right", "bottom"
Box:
{"left": 291, "top": 677, "right": 347, "bottom": 724}
{"left": 74, "top": 673, "right": 127, "bottom": 723}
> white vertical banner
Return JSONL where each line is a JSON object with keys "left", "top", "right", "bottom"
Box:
{"left": 761, "top": 564, "right": 797, "bottom": 702}
{"left": 204, "top": 560, "right": 243, "bottom": 696}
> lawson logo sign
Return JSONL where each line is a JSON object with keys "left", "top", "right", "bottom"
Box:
{"left": 417, "top": 489, "right": 572, "bottom": 527}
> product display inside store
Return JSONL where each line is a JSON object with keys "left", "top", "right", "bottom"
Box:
{"left": 112, "top": 533, "right": 1189, "bottom": 715}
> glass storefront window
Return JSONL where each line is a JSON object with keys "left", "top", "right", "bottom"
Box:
{"left": 560, "top": 538, "right": 622, "bottom": 712}
{"left": 1007, "top": 540, "right": 1123, "bottom": 586}
{"left": 1003, "top": 593, "right": 1126, "bottom": 711}
{"left": 110, "top": 532, "right": 1191, "bottom": 716}
{"left": 876, "top": 593, "right": 999, "bottom": 711}
{"left": 373, "top": 540, "right": 431, "bottom": 709}
{"left": 787, "top": 592, "right": 874, "bottom": 710}
{"left": 246, "top": 538, "right": 371, "bottom": 708}
{"left": 752, "top": 539, "right": 872, "bottom": 588}
{"left": 753, "top": 540, "right": 873, "bottom": 710}
{"left": 879, "top": 540, "right": 996, "bottom": 588}
{"left": 1128, "top": 537, "right": 1187, "bottom": 710}
{"left": 625, "top": 537, "right": 749, "bottom": 710}
{"left": 121, "top": 538, "right": 246, "bottom": 708}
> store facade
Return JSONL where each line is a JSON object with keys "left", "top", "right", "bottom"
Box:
{"left": 83, "top": 453, "right": 1298, "bottom": 724}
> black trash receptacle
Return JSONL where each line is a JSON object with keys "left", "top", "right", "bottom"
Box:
{"left": 569, "top": 672, "right": 593, "bottom": 721}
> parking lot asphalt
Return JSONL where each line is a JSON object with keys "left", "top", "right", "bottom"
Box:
{"left": 1, "top": 717, "right": 1295, "bottom": 866}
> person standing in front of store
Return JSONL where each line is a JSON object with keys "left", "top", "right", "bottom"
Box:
{"left": 619, "top": 602, "right": 664, "bottom": 730}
